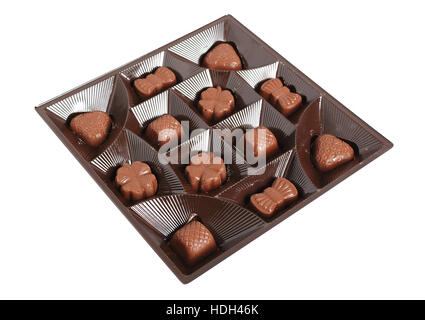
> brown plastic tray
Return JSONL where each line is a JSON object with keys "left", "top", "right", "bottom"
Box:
{"left": 35, "top": 15, "right": 392, "bottom": 284}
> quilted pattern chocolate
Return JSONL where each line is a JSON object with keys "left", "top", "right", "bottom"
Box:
{"left": 170, "top": 220, "right": 217, "bottom": 266}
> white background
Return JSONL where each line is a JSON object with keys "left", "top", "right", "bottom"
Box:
{"left": 0, "top": 0, "right": 424, "bottom": 299}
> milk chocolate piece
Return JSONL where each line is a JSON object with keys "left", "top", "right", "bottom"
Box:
{"left": 145, "top": 114, "right": 183, "bottom": 147}
{"left": 202, "top": 43, "right": 242, "bottom": 70}
{"left": 312, "top": 134, "right": 355, "bottom": 172}
{"left": 198, "top": 86, "right": 235, "bottom": 122}
{"left": 250, "top": 177, "right": 298, "bottom": 216}
{"left": 185, "top": 152, "right": 226, "bottom": 192}
{"left": 260, "top": 78, "right": 302, "bottom": 117}
{"left": 170, "top": 220, "right": 217, "bottom": 266}
{"left": 115, "top": 161, "right": 158, "bottom": 202}
{"left": 69, "top": 111, "right": 111, "bottom": 147}
{"left": 243, "top": 126, "right": 279, "bottom": 158}
{"left": 134, "top": 67, "right": 176, "bottom": 99}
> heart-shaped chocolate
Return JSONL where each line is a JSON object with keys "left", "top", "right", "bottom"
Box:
{"left": 202, "top": 43, "right": 242, "bottom": 70}
{"left": 69, "top": 111, "right": 111, "bottom": 147}
{"left": 312, "top": 134, "right": 355, "bottom": 172}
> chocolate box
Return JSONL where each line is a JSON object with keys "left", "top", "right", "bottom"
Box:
{"left": 35, "top": 15, "right": 392, "bottom": 283}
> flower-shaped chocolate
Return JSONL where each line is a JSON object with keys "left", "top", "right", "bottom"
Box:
{"left": 185, "top": 152, "right": 226, "bottom": 193}
{"left": 115, "top": 161, "right": 158, "bottom": 202}
{"left": 198, "top": 86, "right": 235, "bottom": 122}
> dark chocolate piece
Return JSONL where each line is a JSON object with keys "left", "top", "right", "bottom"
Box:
{"left": 260, "top": 78, "right": 302, "bottom": 117}
{"left": 202, "top": 43, "right": 242, "bottom": 70}
{"left": 145, "top": 114, "right": 183, "bottom": 147}
{"left": 134, "top": 67, "right": 176, "bottom": 99}
{"left": 312, "top": 134, "right": 355, "bottom": 172}
{"left": 69, "top": 111, "right": 111, "bottom": 147}
{"left": 170, "top": 220, "right": 217, "bottom": 266}
{"left": 198, "top": 86, "right": 235, "bottom": 122}
{"left": 185, "top": 152, "right": 226, "bottom": 192}
{"left": 243, "top": 126, "right": 279, "bottom": 158}
{"left": 250, "top": 178, "right": 298, "bottom": 216}
{"left": 115, "top": 161, "right": 158, "bottom": 202}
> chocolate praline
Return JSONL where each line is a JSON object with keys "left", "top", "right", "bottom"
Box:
{"left": 243, "top": 126, "right": 279, "bottom": 158}
{"left": 250, "top": 177, "right": 298, "bottom": 216}
{"left": 202, "top": 43, "right": 242, "bottom": 71}
{"left": 260, "top": 78, "right": 302, "bottom": 117}
{"left": 145, "top": 114, "right": 183, "bottom": 147}
{"left": 312, "top": 134, "right": 355, "bottom": 172}
{"left": 69, "top": 111, "right": 111, "bottom": 147}
{"left": 115, "top": 161, "right": 158, "bottom": 202}
{"left": 170, "top": 220, "right": 217, "bottom": 266}
{"left": 134, "top": 67, "right": 176, "bottom": 99}
{"left": 185, "top": 152, "right": 226, "bottom": 193}
{"left": 197, "top": 86, "right": 235, "bottom": 122}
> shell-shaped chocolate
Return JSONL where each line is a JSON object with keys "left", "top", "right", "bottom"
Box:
{"left": 202, "top": 43, "right": 242, "bottom": 71}
{"left": 243, "top": 126, "right": 279, "bottom": 158}
{"left": 145, "top": 114, "right": 183, "bottom": 147}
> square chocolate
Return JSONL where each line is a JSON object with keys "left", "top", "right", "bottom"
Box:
{"left": 170, "top": 220, "right": 217, "bottom": 266}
